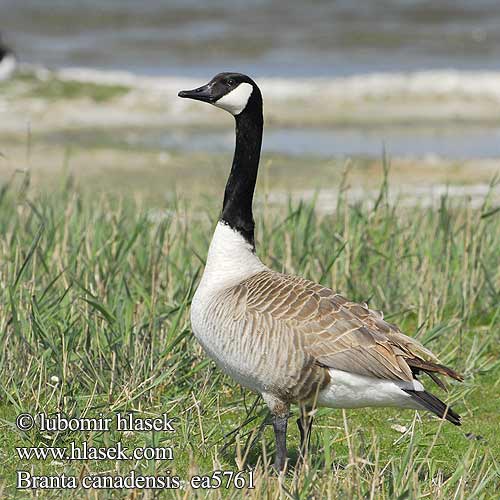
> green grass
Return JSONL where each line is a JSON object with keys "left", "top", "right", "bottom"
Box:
{"left": 0, "top": 70, "right": 129, "bottom": 102}
{"left": 0, "top": 170, "right": 499, "bottom": 499}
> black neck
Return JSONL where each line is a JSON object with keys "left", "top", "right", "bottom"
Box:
{"left": 220, "top": 92, "right": 263, "bottom": 247}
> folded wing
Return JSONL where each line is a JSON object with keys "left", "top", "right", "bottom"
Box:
{"left": 239, "top": 271, "right": 463, "bottom": 385}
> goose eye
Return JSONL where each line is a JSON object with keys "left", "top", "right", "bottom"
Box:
{"left": 227, "top": 79, "right": 235, "bottom": 86}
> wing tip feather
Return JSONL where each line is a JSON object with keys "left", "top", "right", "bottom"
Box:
{"left": 404, "top": 389, "right": 462, "bottom": 426}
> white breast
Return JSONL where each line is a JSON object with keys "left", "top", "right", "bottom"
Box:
{"left": 193, "top": 221, "right": 266, "bottom": 297}
{"left": 191, "top": 222, "right": 267, "bottom": 392}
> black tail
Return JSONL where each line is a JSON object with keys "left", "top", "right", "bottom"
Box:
{"left": 403, "top": 389, "right": 461, "bottom": 426}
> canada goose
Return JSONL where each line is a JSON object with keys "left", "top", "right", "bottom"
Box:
{"left": 0, "top": 35, "right": 17, "bottom": 81}
{"left": 178, "top": 73, "right": 463, "bottom": 471}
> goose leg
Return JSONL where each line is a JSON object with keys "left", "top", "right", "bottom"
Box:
{"left": 272, "top": 414, "right": 288, "bottom": 472}
{"left": 297, "top": 406, "right": 313, "bottom": 461}
{"left": 263, "top": 394, "right": 290, "bottom": 472}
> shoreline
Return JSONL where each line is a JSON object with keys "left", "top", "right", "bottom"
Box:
{"left": 1, "top": 65, "right": 499, "bottom": 206}
{"left": 2, "top": 66, "right": 500, "bottom": 132}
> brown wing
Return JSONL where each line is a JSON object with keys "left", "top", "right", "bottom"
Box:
{"left": 239, "top": 270, "right": 462, "bottom": 383}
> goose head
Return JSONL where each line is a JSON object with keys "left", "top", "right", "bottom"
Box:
{"left": 178, "top": 72, "right": 261, "bottom": 117}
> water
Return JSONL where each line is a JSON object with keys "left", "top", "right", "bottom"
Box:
{"left": 128, "top": 126, "right": 500, "bottom": 160}
{"left": 2, "top": 0, "right": 500, "bottom": 77}
{"left": 3, "top": 1, "right": 500, "bottom": 160}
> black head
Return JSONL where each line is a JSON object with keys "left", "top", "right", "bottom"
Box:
{"left": 178, "top": 72, "right": 261, "bottom": 116}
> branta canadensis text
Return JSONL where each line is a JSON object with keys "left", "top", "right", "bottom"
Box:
{"left": 178, "top": 73, "right": 463, "bottom": 471}
{"left": 0, "top": 35, "right": 17, "bottom": 81}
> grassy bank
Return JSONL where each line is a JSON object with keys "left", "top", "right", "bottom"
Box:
{"left": 0, "top": 171, "right": 499, "bottom": 499}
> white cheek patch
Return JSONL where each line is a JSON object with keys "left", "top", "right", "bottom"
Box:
{"left": 214, "top": 82, "right": 253, "bottom": 115}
